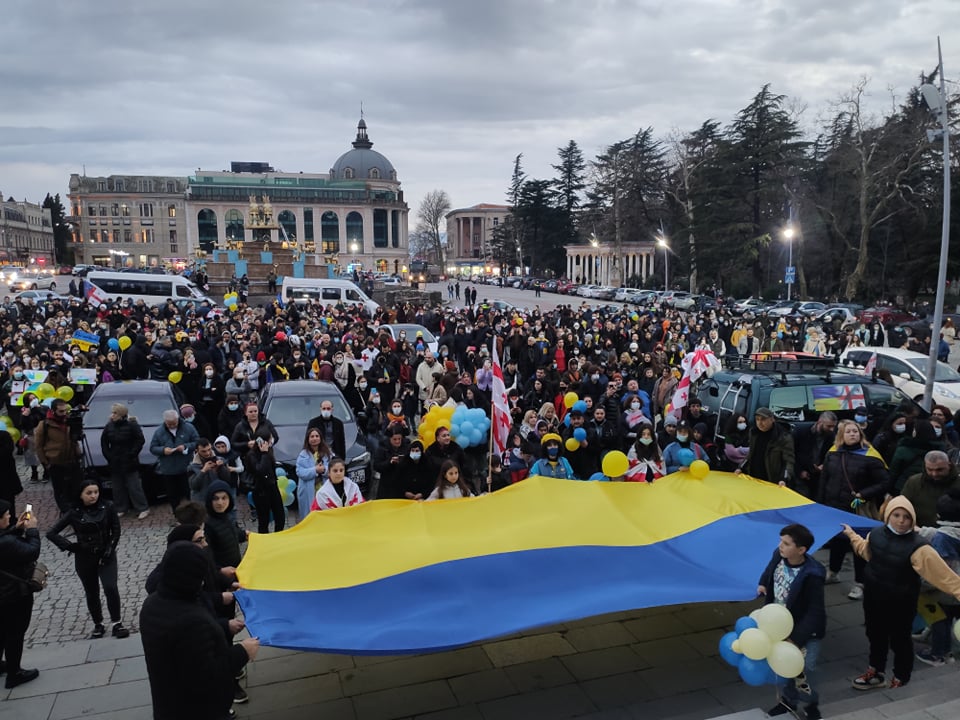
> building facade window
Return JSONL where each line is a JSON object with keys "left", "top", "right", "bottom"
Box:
{"left": 167, "top": 204, "right": 176, "bottom": 218}
{"left": 99, "top": 205, "right": 107, "bottom": 216}
{"left": 115, "top": 180, "right": 124, "bottom": 192}
{"left": 169, "top": 230, "right": 178, "bottom": 253}
{"left": 124, "top": 229, "right": 132, "bottom": 243}
{"left": 343, "top": 168, "right": 355, "bottom": 180}
{"left": 140, "top": 203, "right": 154, "bottom": 217}
{"left": 345, "top": 212, "right": 363, "bottom": 251}
{"left": 166, "top": 181, "right": 175, "bottom": 193}
{"left": 321, "top": 211, "right": 339, "bottom": 253}
{"left": 303, "top": 208, "right": 314, "bottom": 242}
{"left": 122, "top": 204, "right": 130, "bottom": 217}
{"left": 89, "top": 230, "right": 97, "bottom": 242}
{"left": 98, "top": 181, "right": 106, "bottom": 191}
{"left": 373, "top": 209, "right": 388, "bottom": 248}
{"left": 111, "top": 204, "right": 119, "bottom": 216}
{"left": 493, "top": 217, "right": 499, "bottom": 226}
{"left": 224, "top": 209, "right": 244, "bottom": 243}
{"left": 369, "top": 168, "right": 380, "bottom": 179}
{"left": 141, "top": 228, "right": 154, "bottom": 243}
{"left": 197, "top": 209, "right": 218, "bottom": 252}
{"left": 278, "top": 210, "right": 296, "bottom": 242}
{"left": 391, "top": 210, "right": 399, "bottom": 248}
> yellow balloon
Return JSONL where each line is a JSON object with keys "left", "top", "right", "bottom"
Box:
{"left": 738, "top": 627, "right": 771, "bottom": 661}
{"left": 0, "top": 416, "right": 11, "bottom": 427}
{"left": 767, "top": 640, "right": 805, "bottom": 679}
{"left": 755, "top": 603, "right": 794, "bottom": 642}
{"left": 118, "top": 336, "right": 132, "bottom": 351}
{"left": 35, "top": 383, "right": 55, "bottom": 400}
{"left": 8, "top": 427, "right": 20, "bottom": 444}
{"left": 565, "top": 437, "right": 580, "bottom": 452}
{"left": 689, "top": 459, "right": 710, "bottom": 479}
{"left": 601, "top": 450, "right": 629, "bottom": 478}
{"left": 168, "top": 371, "right": 183, "bottom": 384}
{"left": 563, "top": 392, "right": 579, "bottom": 409}
{"left": 57, "top": 386, "right": 75, "bottom": 402}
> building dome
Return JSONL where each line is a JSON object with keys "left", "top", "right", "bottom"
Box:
{"left": 331, "top": 118, "right": 397, "bottom": 182}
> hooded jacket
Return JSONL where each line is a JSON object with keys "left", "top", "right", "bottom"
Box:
{"left": 846, "top": 496, "right": 960, "bottom": 603}
{"left": 203, "top": 481, "right": 246, "bottom": 568}
{"left": 758, "top": 549, "right": 826, "bottom": 648}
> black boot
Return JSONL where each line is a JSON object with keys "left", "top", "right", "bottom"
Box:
{"left": 30, "top": 467, "right": 39, "bottom": 482}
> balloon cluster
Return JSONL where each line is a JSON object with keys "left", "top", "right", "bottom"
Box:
{"left": 561, "top": 397, "right": 588, "bottom": 428}
{"left": 223, "top": 292, "right": 240, "bottom": 311}
{"left": 450, "top": 405, "right": 491, "bottom": 448}
{"left": 107, "top": 336, "right": 133, "bottom": 352}
{"left": 0, "top": 416, "right": 21, "bottom": 443}
{"left": 275, "top": 467, "right": 296, "bottom": 507}
{"left": 718, "top": 605, "right": 805, "bottom": 687}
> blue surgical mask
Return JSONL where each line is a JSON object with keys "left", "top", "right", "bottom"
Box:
{"left": 737, "top": 422, "right": 748, "bottom": 431}
{"left": 934, "top": 426, "right": 943, "bottom": 438}
{"left": 409, "top": 451, "right": 421, "bottom": 461}
{"left": 639, "top": 437, "right": 653, "bottom": 446}
{"left": 855, "top": 415, "right": 867, "bottom": 424}
{"left": 546, "top": 446, "right": 560, "bottom": 458}
{"left": 677, "top": 434, "right": 689, "bottom": 443}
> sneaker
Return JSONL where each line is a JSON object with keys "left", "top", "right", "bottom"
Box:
{"left": 91, "top": 624, "right": 106, "bottom": 639}
{"left": 824, "top": 571, "right": 841, "bottom": 584}
{"left": 852, "top": 667, "right": 885, "bottom": 690}
{"left": 916, "top": 649, "right": 946, "bottom": 667}
{"left": 116, "top": 511, "right": 128, "bottom": 518}
{"left": 4, "top": 668, "right": 39, "bottom": 689}
{"left": 235, "top": 666, "right": 247, "bottom": 680}
{"left": 847, "top": 584, "right": 864, "bottom": 600}
{"left": 805, "top": 703, "right": 822, "bottom": 720}
{"left": 888, "top": 676, "right": 907, "bottom": 689}
{"left": 766, "top": 699, "right": 799, "bottom": 717}
{"left": 112, "top": 623, "right": 130, "bottom": 639}
{"left": 137, "top": 509, "right": 151, "bottom": 520}
{"left": 912, "top": 626, "right": 931, "bottom": 641}
{"left": 233, "top": 686, "right": 249, "bottom": 704}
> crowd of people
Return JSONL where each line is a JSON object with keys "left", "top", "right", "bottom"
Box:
{"left": 0, "top": 281, "right": 958, "bottom": 714}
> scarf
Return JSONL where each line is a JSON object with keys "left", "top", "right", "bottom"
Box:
{"left": 334, "top": 360, "right": 350, "bottom": 387}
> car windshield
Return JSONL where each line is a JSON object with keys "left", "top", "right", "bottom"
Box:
{"left": 392, "top": 325, "right": 436, "bottom": 343}
{"left": 264, "top": 394, "right": 354, "bottom": 426}
{"left": 905, "top": 358, "right": 960, "bottom": 383}
{"left": 84, "top": 394, "right": 176, "bottom": 429}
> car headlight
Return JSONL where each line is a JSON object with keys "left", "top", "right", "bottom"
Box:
{"left": 350, "top": 451, "right": 371, "bottom": 467}
{"left": 935, "top": 384, "right": 960, "bottom": 400}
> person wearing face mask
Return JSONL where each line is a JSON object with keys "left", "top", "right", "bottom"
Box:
{"left": 530, "top": 434, "right": 576, "bottom": 479}
{"left": 374, "top": 425, "right": 410, "bottom": 499}
{"left": 870, "top": 414, "right": 911, "bottom": 465}
{"left": 889, "top": 419, "right": 944, "bottom": 493}
{"left": 841, "top": 496, "right": 960, "bottom": 690}
{"left": 663, "top": 420, "right": 708, "bottom": 474}
{"left": 217, "top": 394, "right": 244, "bottom": 438}
{"left": 196, "top": 363, "right": 224, "bottom": 433}
{"left": 399, "top": 440, "right": 434, "bottom": 500}
{"left": 625, "top": 425, "right": 665, "bottom": 482}
{"left": 307, "top": 400, "right": 347, "bottom": 460}
{"left": 223, "top": 367, "right": 254, "bottom": 405}
{"left": 18, "top": 392, "right": 45, "bottom": 483}
{"left": 621, "top": 394, "right": 651, "bottom": 443}
{"left": 735, "top": 408, "right": 795, "bottom": 487}
{"left": 722, "top": 414, "right": 751, "bottom": 471}
{"left": 384, "top": 399, "right": 410, "bottom": 435}
{"left": 179, "top": 404, "right": 211, "bottom": 444}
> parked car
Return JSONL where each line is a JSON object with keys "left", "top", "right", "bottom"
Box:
{"left": 543, "top": 279, "right": 559, "bottom": 293}
{"left": 577, "top": 285, "right": 598, "bottom": 298}
{"left": 662, "top": 291, "right": 696, "bottom": 311}
{"left": 692, "top": 295, "right": 719, "bottom": 313}
{"left": 260, "top": 380, "right": 373, "bottom": 498}
{"left": 7, "top": 273, "right": 59, "bottom": 292}
{"left": 858, "top": 306, "right": 916, "bottom": 328}
{"left": 82, "top": 380, "right": 184, "bottom": 501}
{"left": 14, "top": 290, "right": 72, "bottom": 304}
{"left": 810, "top": 307, "right": 858, "bottom": 331}
{"left": 731, "top": 297, "right": 769, "bottom": 315}
{"left": 375, "top": 323, "right": 439, "bottom": 356}
{"left": 898, "top": 313, "right": 960, "bottom": 344}
{"left": 557, "top": 280, "right": 577, "bottom": 294}
{"left": 838, "top": 347, "right": 960, "bottom": 412}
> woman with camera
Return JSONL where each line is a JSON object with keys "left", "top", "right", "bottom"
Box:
{"left": 0, "top": 499, "right": 40, "bottom": 688}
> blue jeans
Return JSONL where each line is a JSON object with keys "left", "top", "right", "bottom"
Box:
{"left": 781, "top": 638, "right": 820, "bottom": 707}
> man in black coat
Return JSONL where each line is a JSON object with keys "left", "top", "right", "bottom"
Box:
{"left": 100, "top": 403, "right": 147, "bottom": 518}
{"left": 307, "top": 399, "right": 347, "bottom": 460}
{"left": 140, "top": 542, "right": 258, "bottom": 720}
{"left": 0, "top": 499, "right": 41, "bottom": 689}
{"left": 423, "top": 427, "right": 466, "bottom": 481}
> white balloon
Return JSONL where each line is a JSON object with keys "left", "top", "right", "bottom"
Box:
{"left": 954, "top": 619, "right": 960, "bottom": 644}
{"left": 756, "top": 603, "right": 794, "bottom": 642}
{"left": 767, "top": 640, "right": 805, "bottom": 678}
{"left": 738, "top": 627, "right": 772, "bottom": 661}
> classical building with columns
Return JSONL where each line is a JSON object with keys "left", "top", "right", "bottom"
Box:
{"left": 564, "top": 241, "right": 657, "bottom": 286}
{"left": 186, "top": 118, "right": 408, "bottom": 274}
{"left": 444, "top": 203, "right": 509, "bottom": 275}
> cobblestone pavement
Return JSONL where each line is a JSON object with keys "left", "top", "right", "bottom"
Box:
{"left": 15, "top": 455, "right": 265, "bottom": 647}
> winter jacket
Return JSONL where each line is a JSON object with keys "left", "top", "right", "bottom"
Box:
{"left": 902, "top": 465, "right": 960, "bottom": 529}
{"left": 662, "top": 440, "right": 708, "bottom": 474}
{"left": 100, "top": 416, "right": 145, "bottom": 472}
{"left": 203, "top": 481, "right": 246, "bottom": 568}
{"left": 188, "top": 453, "right": 231, "bottom": 503}
{"left": 819, "top": 443, "right": 890, "bottom": 510}
{"left": 149, "top": 421, "right": 200, "bottom": 476}
{"left": 758, "top": 549, "right": 826, "bottom": 648}
{"left": 889, "top": 437, "right": 945, "bottom": 491}
{"left": 47, "top": 500, "right": 121, "bottom": 559}
{"left": 34, "top": 412, "right": 79, "bottom": 466}
{"left": 0, "top": 526, "right": 41, "bottom": 604}
{"left": 740, "top": 422, "right": 795, "bottom": 485}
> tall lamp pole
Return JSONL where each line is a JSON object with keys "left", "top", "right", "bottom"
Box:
{"left": 657, "top": 233, "right": 669, "bottom": 292}
{"left": 920, "top": 38, "right": 951, "bottom": 411}
{"left": 783, "top": 226, "right": 795, "bottom": 301}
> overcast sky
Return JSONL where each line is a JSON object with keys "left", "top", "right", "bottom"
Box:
{"left": 0, "top": 0, "right": 955, "bottom": 219}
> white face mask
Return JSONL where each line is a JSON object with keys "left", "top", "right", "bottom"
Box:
{"left": 934, "top": 426, "right": 943, "bottom": 438}
{"left": 205, "top": 369, "right": 214, "bottom": 378}
{"left": 677, "top": 434, "right": 689, "bottom": 443}
{"left": 893, "top": 424, "right": 906, "bottom": 434}
{"left": 391, "top": 406, "right": 402, "bottom": 415}
{"left": 409, "top": 452, "right": 421, "bottom": 461}
{"left": 639, "top": 437, "right": 653, "bottom": 446}
{"left": 737, "top": 422, "right": 748, "bottom": 431}
{"left": 320, "top": 409, "right": 332, "bottom": 419}
{"left": 227, "top": 403, "right": 239, "bottom": 411}
{"left": 630, "top": 402, "right": 640, "bottom": 411}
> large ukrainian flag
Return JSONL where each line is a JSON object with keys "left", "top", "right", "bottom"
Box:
{"left": 235, "top": 473, "right": 874, "bottom": 655}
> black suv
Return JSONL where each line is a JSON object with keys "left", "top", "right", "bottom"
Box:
{"left": 698, "top": 355, "right": 924, "bottom": 443}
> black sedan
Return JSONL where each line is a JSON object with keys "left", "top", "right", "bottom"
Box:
{"left": 82, "top": 380, "right": 184, "bottom": 501}
{"left": 259, "top": 380, "right": 373, "bottom": 497}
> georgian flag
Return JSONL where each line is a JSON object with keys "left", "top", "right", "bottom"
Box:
{"left": 863, "top": 352, "right": 877, "bottom": 376}
{"left": 670, "top": 347, "right": 721, "bottom": 413}
{"left": 491, "top": 336, "right": 511, "bottom": 457}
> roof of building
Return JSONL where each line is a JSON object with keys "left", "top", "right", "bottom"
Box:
{"left": 330, "top": 119, "right": 397, "bottom": 182}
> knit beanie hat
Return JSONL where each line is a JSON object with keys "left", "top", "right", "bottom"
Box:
{"left": 158, "top": 541, "right": 208, "bottom": 599}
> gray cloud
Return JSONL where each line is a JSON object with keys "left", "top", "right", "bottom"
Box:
{"left": 0, "top": 0, "right": 955, "bottom": 214}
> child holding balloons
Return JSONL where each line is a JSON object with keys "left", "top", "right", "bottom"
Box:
{"left": 756, "top": 523, "right": 826, "bottom": 719}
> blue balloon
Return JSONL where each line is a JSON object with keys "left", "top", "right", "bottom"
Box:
{"left": 589, "top": 472, "right": 606, "bottom": 481}
{"left": 734, "top": 616, "right": 758, "bottom": 635}
{"left": 573, "top": 427, "right": 587, "bottom": 442}
{"left": 718, "top": 631, "right": 741, "bottom": 667}
{"left": 470, "top": 430, "right": 483, "bottom": 446}
{"left": 107, "top": 338, "right": 120, "bottom": 351}
{"left": 678, "top": 448, "right": 696, "bottom": 467}
{"left": 453, "top": 406, "right": 467, "bottom": 421}
{"left": 564, "top": 414, "right": 571, "bottom": 427}
{"left": 572, "top": 400, "right": 588, "bottom": 413}
{"left": 450, "top": 424, "right": 461, "bottom": 436}
{"left": 738, "top": 656, "right": 772, "bottom": 687}
{"left": 286, "top": 479, "right": 296, "bottom": 494}
{"left": 455, "top": 435, "right": 468, "bottom": 447}
{"left": 460, "top": 421, "right": 474, "bottom": 435}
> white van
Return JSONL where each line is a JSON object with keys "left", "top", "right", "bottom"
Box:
{"left": 280, "top": 278, "right": 379, "bottom": 314}
{"left": 85, "top": 271, "right": 208, "bottom": 306}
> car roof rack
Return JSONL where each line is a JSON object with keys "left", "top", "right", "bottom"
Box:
{"left": 728, "top": 353, "right": 838, "bottom": 373}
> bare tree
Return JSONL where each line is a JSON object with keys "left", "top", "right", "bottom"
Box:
{"left": 416, "top": 189, "right": 451, "bottom": 264}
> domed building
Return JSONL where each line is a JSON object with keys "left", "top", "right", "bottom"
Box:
{"left": 184, "top": 118, "right": 409, "bottom": 275}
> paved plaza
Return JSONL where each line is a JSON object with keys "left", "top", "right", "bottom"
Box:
{"left": 7, "top": 452, "right": 960, "bottom": 720}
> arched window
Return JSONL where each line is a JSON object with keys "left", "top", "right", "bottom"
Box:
{"left": 369, "top": 168, "right": 380, "bottom": 179}
{"left": 346, "top": 211, "right": 363, "bottom": 253}
{"left": 167, "top": 204, "right": 177, "bottom": 218}
{"left": 343, "top": 167, "right": 355, "bottom": 180}
{"left": 278, "top": 210, "right": 297, "bottom": 243}
{"left": 389, "top": 170, "right": 397, "bottom": 181}
{"left": 373, "top": 209, "right": 388, "bottom": 248}
{"left": 197, "top": 209, "right": 218, "bottom": 252}
{"left": 225, "top": 209, "right": 244, "bottom": 243}
{"left": 321, "top": 211, "right": 339, "bottom": 254}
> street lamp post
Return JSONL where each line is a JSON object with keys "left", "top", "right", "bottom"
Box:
{"left": 657, "top": 235, "right": 669, "bottom": 292}
{"left": 783, "top": 226, "right": 795, "bottom": 301}
{"left": 920, "top": 38, "right": 951, "bottom": 411}
{"left": 589, "top": 235, "right": 599, "bottom": 284}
